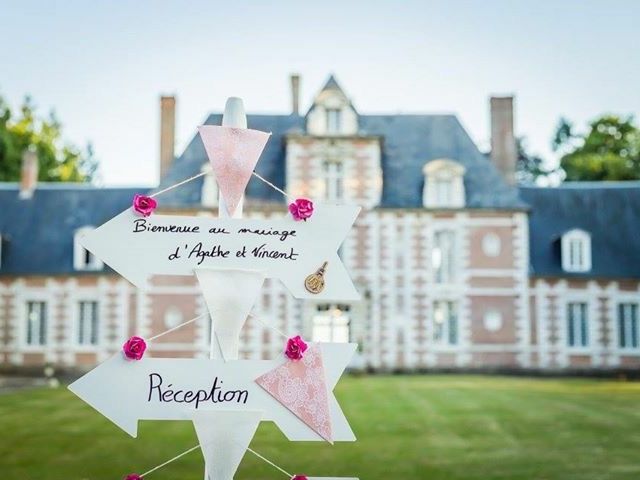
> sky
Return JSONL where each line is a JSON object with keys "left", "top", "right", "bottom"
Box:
{"left": 2, "top": 0, "right": 639, "bottom": 186}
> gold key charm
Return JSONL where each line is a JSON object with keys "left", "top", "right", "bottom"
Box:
{"left": 304, "top": 261, "right": 328, "bottom": 294}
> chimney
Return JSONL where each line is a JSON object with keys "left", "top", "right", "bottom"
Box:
{"left": 159, "top": 95, "right": 176, "bottom": 180}
{"left": 490, "top": 96, "right": 517, "bottom": 185}
{"left": 19, "top": 147, "right": 39, "bottom": 199}
{"left": 290, "top": 74, "right": 300, "bottom": 115}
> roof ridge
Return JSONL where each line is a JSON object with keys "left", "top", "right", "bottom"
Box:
{"left": 520, "top": 182, "right": 640, "bottom": 190}
{"left": 0, "top": 183, "right": 150, "bottom": 190}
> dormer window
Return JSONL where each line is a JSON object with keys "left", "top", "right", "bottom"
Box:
{"left": 306, "top": 75, "right": 358, "bottom": 136}
{"left": 561, "top": 229, "right": 591, "bottom": 273}
{"left": 434, "top": 178, "right": 453, "bottom": 206}
{"left": 74, "top": 227, "right": 103, "bottom": 271}
{"left": 326, "top": 108, "right": 342, "bottom": 134}
{"left": 423, "top": 159, "right": 466, "bottom": 208}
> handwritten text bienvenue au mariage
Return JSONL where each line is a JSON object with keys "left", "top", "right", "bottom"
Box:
{"left": 132, "top": 218, "right": 299, "bottom": 265}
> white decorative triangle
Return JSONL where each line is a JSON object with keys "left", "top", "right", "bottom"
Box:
{"left": 192, "top": 410, "right": 262, "bottom": 480}
{"left": 195, "top": 268, "right": 265, "bottom": 360}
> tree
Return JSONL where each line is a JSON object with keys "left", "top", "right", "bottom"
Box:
{"left": 0, "top": 94, "right": 97, "bottom": 182}
{"left": 553, "top": 115, "right": 640, "bottom": 181}
{"left": 515, "top": 136, "right": 552, "bottom": 184}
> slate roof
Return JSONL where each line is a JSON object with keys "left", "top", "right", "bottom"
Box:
{"left": 0, "top": 184, "right": 147, "bottom": 275}
{"left": 520, "top": 183, "right": 640, "bottom": 279}
{"left": 158, "top": 113, "right": 526, "bottom": 209}
{"left": 322, "top": 74, "right": 343, "bottom": 91}
{"left": 3, "top": 104, "right": 637, "bottom": 279}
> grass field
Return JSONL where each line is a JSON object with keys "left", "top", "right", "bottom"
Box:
{"left": 1, "top": 375, "right": 639, "bottom": 480}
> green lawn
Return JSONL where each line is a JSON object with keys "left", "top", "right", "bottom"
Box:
{"left": 1, "top": 375, "right": 639, "bottom": 479}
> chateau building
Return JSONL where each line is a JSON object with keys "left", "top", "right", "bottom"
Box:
{"left": 1, "top": 75, "right": 639, "bottom": 372}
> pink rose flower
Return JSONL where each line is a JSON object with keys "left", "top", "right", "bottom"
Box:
{"left": 124, "top": 474, "right": 142, "bottom": 480}
{"left": 132, "top": 194, "right": 157, "bottom": 217}
{"left": 285, "top": 335, "right": 308, "bottom": 361}
{"left": 123, "top": 336, "right": 147, "bottom": 361}
{"left": 291, "top": 475, "right": 308, "bottom": 480}
{"left": 288, "top": 198, "right": 314, "bottom": 221}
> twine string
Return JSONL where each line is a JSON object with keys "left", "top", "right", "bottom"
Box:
{"left": 145, "top": 312, "right": 288, "bottom": 346}
{"left": 138, "top": 442, "right": 292, "bottom": 479}
{"left": 147, "top": 313, "right": 208, "bottom": 342}
{"left": 140, "top": 444, "right": 201, "bottom": 477}
{"left": 250, "top": 170, "right": 295, "bottom": 201}
{"left": 150, "top": 170, "right": 209, "bottom": 198}
{"left": 246, "top": 447, "right": 293, "bottom": 478}
{"left": 250, "top": 313, "right": 289, "bottom": 340}
{"left": 149, "top": 164, "right": 294, "bottom": 204}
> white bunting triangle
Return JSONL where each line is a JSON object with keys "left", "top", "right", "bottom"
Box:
{"left": 192, "top": 410, "right": 262, "bottom": 480}
{"left": 195, "top": 267, "right": 265, "bottom": 361}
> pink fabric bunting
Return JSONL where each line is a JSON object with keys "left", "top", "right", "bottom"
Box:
{"left": 255, "top": 344, "right": 333, "bottom": 442}
{"left": 197, "top": 126, "right": 270, "bottom": 216}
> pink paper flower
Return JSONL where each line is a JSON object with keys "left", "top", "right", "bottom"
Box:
{"left": 123, "top": 336, "right": 147, "bottom": 361}
{"left": 285, "top": 335, "right": 308, "bottom": 361}
{"left": 132, "top": 194, "right": 157, "bottom": 217}
{"left": 291, "top": 475, "right": 308, "bottom": 480}
{"left": 288, "top": 198, "right": 314, "bottom": 221}
{"left": 124, "top": 474, "right": 142, "bottom": 480}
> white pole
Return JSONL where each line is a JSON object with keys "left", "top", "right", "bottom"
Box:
{"left": 204, "top": 97, "right": 248, "bottom": 480}
{"left": 218, "top": 97, "right": 247, "bottom": 219}
{"left": 209, "top": 97, "right": 247, "bottom": 361}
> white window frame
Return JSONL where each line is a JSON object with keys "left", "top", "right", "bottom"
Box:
{"left": 561, "top": 229, "right": 591, "bottom": 273}
{"left": 74, "top": 226, "right": 103, "bottom": 271}
{"left": 323, "top": 160, "right": 344, "bottom": 202}
{"left": 617, "top": 302, "right": 639, "bottom": 350}
{"left": 312, "top": 304, "right": 351, "bottom": 343}
{"left": 423, "top": 159, "right": 466, "bottom": 208}
{"left": 432, "top": 229, "right": 456, "bottom": 284}
{"left": 432, "top": 300, "right": 459, "bottom": 347}
{"left": 566, "top": 301, "right": 590, "bottom": 350}
{"left": 326, "top": 108, "right": 342, "bottom": 135}
{"left": 77, "top": 300, "right": 100, "bottom": 347}
{"left": 16, "top": 287, "right": 55, "bottom": 354}
{"left": 25, "top": 300, "right": 47, "bottom": 347}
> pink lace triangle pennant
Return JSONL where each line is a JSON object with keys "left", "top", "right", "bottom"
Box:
{"left": 255, "top": 344, "right": 333, "bottom": 442}
{"left": 197, "top": 126, "right": 271, "bottom": 216}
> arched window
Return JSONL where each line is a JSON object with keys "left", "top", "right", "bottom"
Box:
{"left": 561, "top": 229, "right": 591, "bottom": 272}
{"left": 74, "top": 227, "right": 103, "bottom": 271}
{"left": 422, "top": 159, "right": 466, "bottom": 208}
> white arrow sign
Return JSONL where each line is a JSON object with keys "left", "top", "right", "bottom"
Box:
{"left": 80, "top": 203, "right": 361, "bottom": 300}
{"left": 68, "top": 342, "right": 357, "bottom": 441}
